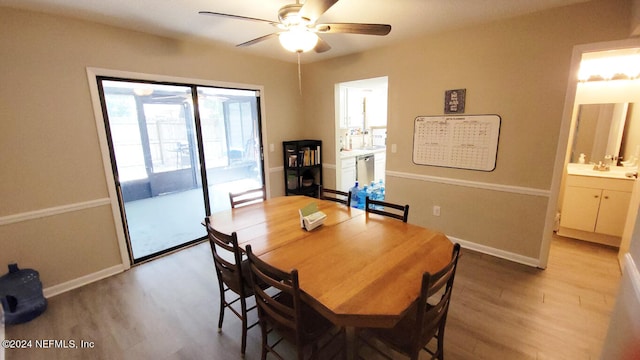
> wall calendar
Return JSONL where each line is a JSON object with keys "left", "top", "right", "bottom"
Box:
{"left": 412, "top": 114, "right": 501, "bottom": 171}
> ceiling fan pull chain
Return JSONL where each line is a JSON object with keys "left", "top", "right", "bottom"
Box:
{"left": 297, "top": 51, "right": 303, "bottom": 95}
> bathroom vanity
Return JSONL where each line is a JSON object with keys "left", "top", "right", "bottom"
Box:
{"left": 558, "top": 163, "right": 636, "bottom": 247}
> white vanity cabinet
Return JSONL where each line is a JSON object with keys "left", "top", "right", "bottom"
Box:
{"left": 559, "top": 174, "right": 633, "bottom": 245}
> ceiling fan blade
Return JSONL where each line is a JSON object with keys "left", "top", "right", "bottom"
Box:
{"left": 298, "top": 0, "right": 339, "bottom": 23}
{"left": 316, "top": 23, "right": 391, "bottom": 36}
{"left": 198, "top": 11, "right": 278, "bottom": 26}
{"left": 236, "top": 33, "right": 278, "bottom": 47}
{"left": 314, "top": 37, "right": 332, "bottom": 53}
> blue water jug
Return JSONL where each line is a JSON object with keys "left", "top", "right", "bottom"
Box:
{"left": 369, "top": 181, "right": 378, "bottom": 200}
{"left": 349, "top": 181, "right": 360, "bottom": 208}
{"left": 378, "top": 179, "right": 385, "bottom": 200}
{"left": 357, "top": 185, "right": 369, "bottom": 209}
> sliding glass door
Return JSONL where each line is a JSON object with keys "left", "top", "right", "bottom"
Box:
{"left": 198, "top": 87, "right": 264, "bottom": 213}
{"left": 98, "top": 78, "right": 263, "bottom": 263}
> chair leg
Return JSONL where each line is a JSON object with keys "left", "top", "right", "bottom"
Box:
{"left": 240, "top": 297, "right": 248, "bottom": 356}
{"left": 260, "top": 321, "right": 268, "bottom": 360}
{"left": 436, "top": 326, "right": 445, "bottom": 360}
{"left": 217, "top": 284, "right": 225, "bottom": 332}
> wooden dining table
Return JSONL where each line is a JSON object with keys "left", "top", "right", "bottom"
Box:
{"left": 207, "top": 195, "right": 454, "bottom": 359}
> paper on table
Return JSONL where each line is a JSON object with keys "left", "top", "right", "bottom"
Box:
{"left": 299, "top": 202, "right": 320, "bottom": 217}
{"left": 299, "top": 202, "right": 326, "bottom": 231}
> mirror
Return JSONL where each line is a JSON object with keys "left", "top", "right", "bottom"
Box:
{"left": 570, "top": 102, "right": 639, "bottom": 164}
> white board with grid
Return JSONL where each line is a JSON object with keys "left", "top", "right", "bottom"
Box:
{"left": 412, "top": 115, "right": 501, "bottom": 171}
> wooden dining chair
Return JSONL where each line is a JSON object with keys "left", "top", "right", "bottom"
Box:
{"left": 205, "top": 217, "right": 258, "bottom": 356}
{"left": 319, "top": 185, "right": 351, "bottom": 207}
{"left": 229, "top": 185, "right": 266, "bottom": 208}
{"left": 245, "top": 244, "right": 344, "bottom": 360}
{"left": 358, "top": 243, "right": 461, "bottom": 360}
{"left": 365, "top": 197, "right": 410, "bottom": 222}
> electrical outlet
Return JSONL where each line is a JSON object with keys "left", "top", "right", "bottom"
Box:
{"left": 433, "top": 205, "right": 441, "bottom": 216}
{"left": 269, "top": 143, "right": 274, "bottom": 152}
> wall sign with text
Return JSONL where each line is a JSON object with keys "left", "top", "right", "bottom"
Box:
{"left": 412, "top": 114, "right": 501, "bottom": 171}
{"left": 444, "top": 89, "right": 466, "bottom": 114}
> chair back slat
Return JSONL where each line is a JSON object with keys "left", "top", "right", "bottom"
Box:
{"left": 319, "top": 185, "right": 351, "bottom": 206}
{"left": 253, "top": 286, "right": 297, "bottom": 330}
{"left": 229, "top": 186, "right": 266, "bottom": 208}
{"left": 365, "top": 197, "right": 409, "bottom": 222}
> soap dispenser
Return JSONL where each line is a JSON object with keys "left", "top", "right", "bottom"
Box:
{"left": 578, "top": 153, "right": 586, "bottom": 164}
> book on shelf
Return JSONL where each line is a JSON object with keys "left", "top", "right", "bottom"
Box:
{"left": 296, "top": 145, "right": 321, "bottom": 166}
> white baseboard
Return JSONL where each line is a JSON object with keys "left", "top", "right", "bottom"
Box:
{"left": 43, "top": 264, "right": 127, "bottom": 298}
{"left": 449, "top": 236, "right": 541, "bottom": 268}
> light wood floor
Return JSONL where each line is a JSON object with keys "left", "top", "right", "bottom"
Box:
{"left": 5, "top": 235, "right": 620, "bottom": 359}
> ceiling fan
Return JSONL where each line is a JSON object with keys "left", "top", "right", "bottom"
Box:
{"left": 199, "top": 0, "right": 392, "bottom": 54}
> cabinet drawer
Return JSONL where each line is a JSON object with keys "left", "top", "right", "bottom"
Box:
{"left": 342, "top": 156, "right": 355, "bottom": 168}
{"left": 565, "top": 175, "right": 633, "bottom": 192}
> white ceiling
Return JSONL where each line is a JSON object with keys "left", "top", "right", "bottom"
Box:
{"left": 0, "top": 0, "right": 590, "bottom": 63}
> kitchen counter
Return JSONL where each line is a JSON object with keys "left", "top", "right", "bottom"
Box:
{"left": 340, "top": 146, "right": 386, "bottom": 159}
{"left": 339, "top": 147, "right": 387, "bottom": 190}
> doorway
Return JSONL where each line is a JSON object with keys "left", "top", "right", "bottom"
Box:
{"left": 97, "top": 78, "right": 264, "bottom": 263}
{"left": 541, "top": 39, "right": 640, "bottom": 268}
{"left": 335, "top": 76, "right": 388, "bottom": 192}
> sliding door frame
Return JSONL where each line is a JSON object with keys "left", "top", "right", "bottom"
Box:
{"left": 86, "top": 68, "right": 270, "bottom": 267}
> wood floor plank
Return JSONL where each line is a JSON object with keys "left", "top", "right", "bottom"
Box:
{"left": 4, "top": 235, "right": 620, "bottom": 359}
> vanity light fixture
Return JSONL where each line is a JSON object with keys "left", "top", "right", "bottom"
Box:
{"left": 578, "top": 53, "right": 640, "bottom": 82}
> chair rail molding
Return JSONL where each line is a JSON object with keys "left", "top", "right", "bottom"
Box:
{"left": 386, "top": 170, "right": 550, "bottom": 197}
{"left": 0, "top": 198, "right": 111, "bottom": 226}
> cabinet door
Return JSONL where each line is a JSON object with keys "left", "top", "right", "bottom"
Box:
{"left": 341, "top": 157, "right": 356, "bottom": 191}
{"left": 346, "top": 88, "right": 364, "bottom": 128}
{"left": 560, "top": 186, "right": 601, "bottom": 232}
{"left": 595, "top": 190, "right": 631, "bottom": 236}
{"left": 374, "top": 152, "right": 386, "bottom": 183}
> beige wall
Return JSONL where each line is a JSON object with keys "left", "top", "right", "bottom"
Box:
{"left": 633, "top": 0, "right": 640, "bottom": 35}
{"left": 0, "top": 7, "right": 303, "bottom": 288}
{"left": 303, "top": 0, "right": 632, "bottom": 261}
{"left": 0, "top": 0, "right": 634, "bottom": 291}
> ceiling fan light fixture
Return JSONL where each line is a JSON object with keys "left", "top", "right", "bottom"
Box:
{"left": 278, "top": 4, "right": 305, "bottom": 26}
{"left": 200, "top": 0, "right": 391, "bottom": 55}
{"left": 279, "top": 28, "right": 318, "bottom": 53}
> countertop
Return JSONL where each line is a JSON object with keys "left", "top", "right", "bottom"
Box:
{"left": 566, "top": 163, "right": 637, "bottom": 180}
{"left": 340, "top": 146, "right": 386, "bottom": 159}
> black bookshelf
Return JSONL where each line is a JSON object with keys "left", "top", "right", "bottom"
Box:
{"left": 283, "top": 140, "right": 322, "bottom": 197}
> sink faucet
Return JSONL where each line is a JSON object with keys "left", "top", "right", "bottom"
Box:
{"left": 593, "top": 161, "right": 610, "bottom": 171}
